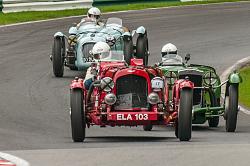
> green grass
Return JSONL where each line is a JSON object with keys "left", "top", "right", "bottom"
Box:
{"left": 0, "top": 0, "right": 249, "bottom": 25}
{"left": 239, "top": 66, "right": 250, "bottom": 108}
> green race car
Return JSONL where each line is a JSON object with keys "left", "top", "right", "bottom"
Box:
{"left": 156, "top": 54, "right": 242, "bottom": 132}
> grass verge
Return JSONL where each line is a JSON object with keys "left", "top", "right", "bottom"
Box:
{"left": 0, "top": 0, "right": 249, "bottom": 25}
{"left": 239, "top": 66, "right": 250, "bottom": 109}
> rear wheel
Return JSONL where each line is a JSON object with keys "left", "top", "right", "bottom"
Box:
{"left": 225, "top": 84, "right": 239, "bottom": 132}
{"left": 136, "top": 34, "right": 148, "bottom": 66}
{"left": 52, "top": 37, "right": 65, "bottom": 77}
{"left": 178, "top": 88, "right": 193, "bottom": 141}
{"left": 143, "top": 124, "right": 153, "bottom": 131}
{"left": 70, "top": 89, "right": 86, "bottom": 142}
{"left": 123, "top": 37, "right": 134, "bottom": 65}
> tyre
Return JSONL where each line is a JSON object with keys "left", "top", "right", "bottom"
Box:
{"left": 136, "top": 34, "right": 148, "bottom": 66}
{"left": 123, "top": 37, "right": 134, "bottom": 65}
{"left": 178, "top": 88, "right": 193, "bottom": 141}
{"left": 52, "top": 37, "right": 65, "bottom": 77}
{"left": 175, "top": 122, "right": 178, "bottom": 138}
{"left": 225, "top": 84, "right": 239, "bottom": 132}
{"left": 70, "top": 89, "right": 86, "bottom": 142}
{"left": 143, "top": 124, "right": 153, "bottom": 131}
{"left": 208, "top": 91, "right": 220, "bottom": 127}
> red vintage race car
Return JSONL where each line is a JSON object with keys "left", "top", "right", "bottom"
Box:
{"left": 70, "top": 53, "right": 194, "bottom": 142}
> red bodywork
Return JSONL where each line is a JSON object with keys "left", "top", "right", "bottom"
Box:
{"left": 70, "top": 59, "right": 194, "bottom": 127}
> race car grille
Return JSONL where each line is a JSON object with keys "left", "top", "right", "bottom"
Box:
{"left": 82, "top": 43, "right": 95, "bottom": 59}
{"left": 115, "top": 75, "right": 148, "bottom": 110}
{"left": 179, "top": 74, "right": 202, "bottom": 105}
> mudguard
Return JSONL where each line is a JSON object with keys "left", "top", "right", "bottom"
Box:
{"left": 70, "top": 78, "right": 84, "bottom": 90}
{"left": 228, "top": 72, "right": 242, "bottom": 84}
{"left": 54, "top": 32, "right": 64, "bottom": 38}
{"left": 136, "top": 26, "right": 146, "bottom": 35}
{"left": 122, "top": 32, "right": 132, "bottom": 41}
{"left": 69, "top": 27, "right": 78, "bottom": 35}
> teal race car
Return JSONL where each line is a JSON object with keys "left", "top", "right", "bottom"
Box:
{"left": 51, "top": 17, "right": 149, "bottom": 77}
{"left": 156, "top": 54, "right": 242, "bottom": 132}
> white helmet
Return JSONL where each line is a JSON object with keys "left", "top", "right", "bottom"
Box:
{"left": 87, "top": 7, "right": 101, "bottom": 20}
{"left": 161, "top": 43, "right": 178, "bottom": 56}
{"left": 92, "top": 41, "right": 110, "bottom": 60}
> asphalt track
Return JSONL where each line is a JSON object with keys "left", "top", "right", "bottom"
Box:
{"left": 1, "top": 2, "right": 250, "bottom": 166}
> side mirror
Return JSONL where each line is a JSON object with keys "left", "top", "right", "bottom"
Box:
{"left": 185, "top": 53, "right": 191, "bottom": 63}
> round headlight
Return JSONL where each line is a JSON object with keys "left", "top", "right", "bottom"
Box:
{"left": 204, "top": 71, "right": 218, "bottom": 85}
{"left": 104, "top": 93, "right": 117, "bottom": 105}
{"left": 164, "top": 71, "right": 177, "bottom": 85}
{"left": 100, "top": 77, "right": 115, "bottom": 92}
{"left": 147, "top": 92, "right": 160, "bottom": 105}
{"left": 68, "top": 35, "right": 77, "bottom": 45}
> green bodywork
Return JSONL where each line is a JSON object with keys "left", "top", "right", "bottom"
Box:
{"left": 158, "top": 62, "right": 241, "bottom": 125}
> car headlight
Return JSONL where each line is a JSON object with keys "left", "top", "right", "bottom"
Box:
{"left": 68, "top": 35, "right": 77, "bottom": 45}
{"left": 104, "top": 93, "right": 117, "bottom": 105}
{"left": 106, "top": 36, "right": 116, "bottom": 46}
{"left": 147, "top": 92, "right": 160, "bottom": 105}
{"left": 164, "top": 71, "right": 177, "bottom": 85}
{"left": 100, "top": 77, "right": 115, "bottom": 92}
{"left": 204, "top": 71, "right": 218, "bottom": 85}
{"left": 151, "top": 77, "right": 164, "bottom": 92}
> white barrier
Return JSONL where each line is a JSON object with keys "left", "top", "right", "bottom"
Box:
{"left": 2, "top": 0, "right": 93, "bottom": 13}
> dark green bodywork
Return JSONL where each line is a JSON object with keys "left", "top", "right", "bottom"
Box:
{"left": 158, "top": 62, "right": 241, "bottom": 125}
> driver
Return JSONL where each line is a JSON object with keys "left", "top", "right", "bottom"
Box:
{"left": 161, "top": 43, "right": 183, "bottom": 64}
{"left": 84, "top": 42, "right": 111, "bottom": 89}
{"left": 77, "top": 7, "right": 104, "bottom": 28}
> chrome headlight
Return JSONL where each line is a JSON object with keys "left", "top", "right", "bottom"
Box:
{"left": 100, "top": 77, "right": 115, "bottom": 92}
{"left": 164, "top": 71, "right": 177, "bottom": 85}
{"left": 104, "top": 93, "right": 117, "bottom": 105}
{"left": 68, "top": 35, "right": 77, "bottom": 45}
{"left": 147, "top": 92, "right": 160, "bottom": 105}
{"left": 204, "top": 71, "right": 218, "bottom": 85}
{"left": 106, "top": 36, "right": 116, "bottom": 46}
{"left": 151, "top": 77, "right": 164, "bottom": 92}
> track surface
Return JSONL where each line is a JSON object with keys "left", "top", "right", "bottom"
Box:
{"left": 1, "top": 2, "right": 250, "bottom": 166}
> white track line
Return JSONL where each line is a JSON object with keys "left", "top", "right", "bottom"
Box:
{"left": 220, "top": 56, "right": 250, "bottom": 115}
{"left": 0, "top": 152, "right": 29, "bottom": 166}
{"left": 1, "top": 1, "right": 250, "bottom": 28}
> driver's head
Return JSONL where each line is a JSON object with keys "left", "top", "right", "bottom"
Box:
{"left": 87, "top": 7, "right": 101, "bottom": 20}
{"left": 92, "top": 42, "right": 111, "bottom": 60}
{"left": 161, "top": 43, "right": 178, "bottom": 57}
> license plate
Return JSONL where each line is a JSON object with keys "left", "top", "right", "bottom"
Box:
{"left": 116, "top": 113, "right": 152, "bottom": 121}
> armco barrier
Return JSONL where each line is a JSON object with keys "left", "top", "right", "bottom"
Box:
{"left": 2, "top": 0, "right": 93, "bottom": 13}
{"left": 93, "top": 0, "right": 178, "bottom": 6}
{"left": 1, "top": 0, "right": 182, "bottom": 13}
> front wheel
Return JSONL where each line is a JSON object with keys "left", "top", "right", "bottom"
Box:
{"left": 52, "top": 37, "right": 65, "bottom": 77}
{"left": 136, "top": 34, "right": 148, "bottom": 66}
{"left": 178, "top": 88, "right": 193, "bottom": 141}
{"left": 225, "top": 84, "right": 239, "bottom": 132}
{"left": 70, "top": 89, "right": 86, "bottom": 142}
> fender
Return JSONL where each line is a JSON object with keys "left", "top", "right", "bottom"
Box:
{"left": 122, "top": 32, "right": 132, "bottom": 41}
{"left": 69, "top": 27, "right": 78, "bottom": 35}
{"left": 54, "top": 31, "right": 64, "bottom": 39}
{"left": 70, "top": 78, "right": 84, "bottom": 90}
{"left": 136, "top": 26, "right": 146, "bottom": 35}
{"left": 173, "top": 79, "right": 194, "bottom": 100}
{"left": 228, "top": 72, "right": 242, "bottom": 84}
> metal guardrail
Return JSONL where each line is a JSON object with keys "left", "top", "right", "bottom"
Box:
{"left": 1, "top": 0, "right": 183, "bottom": 13}
{"left": 2, "top": 0, "right": 93, "bottom": 13}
